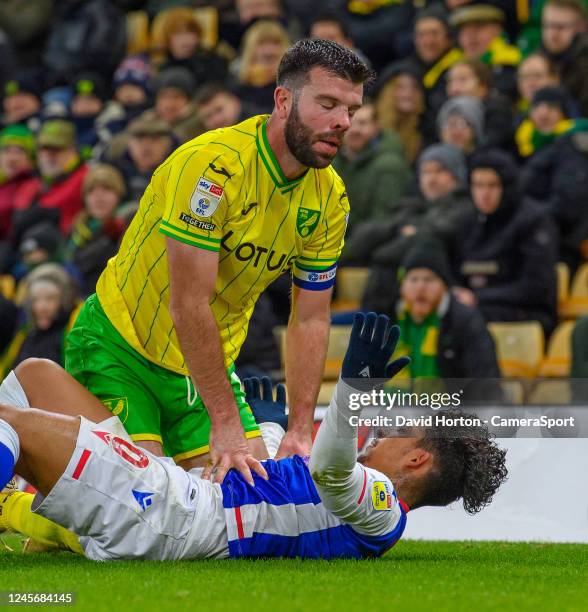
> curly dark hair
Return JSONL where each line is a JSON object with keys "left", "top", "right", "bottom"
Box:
{"left": 277, "top": 38, "right": 374, "bottom": 90}
{"left": 417, "top": 409, "right": 508, "bottom": 514}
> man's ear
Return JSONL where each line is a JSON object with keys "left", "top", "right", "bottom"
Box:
{"left": 274, "top": 86, "right": 292, "bottom": 119}
{"left": 404, "top": 448, "right": 432, "bottom": 470}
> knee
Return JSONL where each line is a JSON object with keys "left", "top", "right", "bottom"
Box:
{"left": 15, "top": 358, "right": 60, "bottom": 386}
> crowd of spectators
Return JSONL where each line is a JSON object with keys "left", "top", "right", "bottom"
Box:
{"left": 0, "top": 0, "right": 588, "bottom": 394}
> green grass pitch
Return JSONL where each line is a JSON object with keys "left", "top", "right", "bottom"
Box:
{"left": 2, "top": 536, "right": 587, "bottom": 611}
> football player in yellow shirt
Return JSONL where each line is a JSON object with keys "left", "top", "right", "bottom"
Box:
{"left": 65, "top": 39, "right": 373, "bottom": 484}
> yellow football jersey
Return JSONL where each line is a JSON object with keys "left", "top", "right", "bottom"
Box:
{"left": 96, "top": 115, "right": 349, "bottom": 375}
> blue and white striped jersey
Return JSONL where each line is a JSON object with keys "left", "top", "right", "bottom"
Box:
{"left": 220, "top": 455, "right": 407, "bottom": 559}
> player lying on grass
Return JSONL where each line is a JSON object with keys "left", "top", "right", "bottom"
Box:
{"left": 0, "top": 313, "right": 507, "bottom": 560}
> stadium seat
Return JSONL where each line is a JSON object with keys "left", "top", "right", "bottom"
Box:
{"left": 538, "top": 321, "right": 574, "bottom": 377}
{"left": 275, "top": 325, "right": 352, "bottom": 380}
{"left": 0, "top": 275, "right": 15, "bottom": 301}
{"left": 317, "top": 382, "right": 336, "bottom": 405}
{"left": 527, "top": 379, "right": 571, "bottom": 405}
{"left": 560, "top": 262, "right": 588, "bottom": 318}
{"left": 332, "top": 267, "right": 369, "bottom": 312}
{"left": 487, "top": 321, "right": 545, "bottom": 378}
{"left": 126, "top": 11, "right": 150, "bottom": 55}
{"left": 556, "top": 262, "right": 570, "bottom": 314}
{"left": 150, "top": 7, "right": 219, "bottom": 65}
{"left": 500, "top": 380, "right": 525, "bottom": 405}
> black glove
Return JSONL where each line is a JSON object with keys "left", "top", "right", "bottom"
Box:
{"left": 341, "top": 312, "right": 409, "bottom": 389}
{"left": 244, "top": 376, "right": 288, "bottom": 431}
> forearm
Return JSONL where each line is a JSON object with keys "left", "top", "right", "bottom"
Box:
{"left": 309, "top": 378, "right": 358, "bottom": 480}
{"left": 171, "top": 299, "right": 240, "bottom": 427}
{"left": 285, "top": 314, "right": 329, "bottom": 436}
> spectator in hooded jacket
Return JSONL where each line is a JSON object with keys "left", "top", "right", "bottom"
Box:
{"left": 64, "top": 164, "right": 127, "bottom": 296}
{"left": 452, "top": 148, "right": 558, "bottom": 336}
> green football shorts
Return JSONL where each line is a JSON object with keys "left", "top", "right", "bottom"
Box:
{"left": 65, "top": 294, "right": 261, "bottom": 462}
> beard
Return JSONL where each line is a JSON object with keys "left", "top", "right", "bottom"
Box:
{"left": 284, "top": 98, "right": 343, "bottom": 169}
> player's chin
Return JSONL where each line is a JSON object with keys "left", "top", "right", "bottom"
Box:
{"left": 310, "top": 148, "right": 337, "bottom": 168}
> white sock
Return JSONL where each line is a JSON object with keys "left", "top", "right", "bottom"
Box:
{"left": 0, "top": 371, "right": 31, "bottom": 410}
{"left": 259, "top": 422, "right": 286, "bottom": 459}
{"left": 0, "top": 418, "right": 19, "bottom": 463}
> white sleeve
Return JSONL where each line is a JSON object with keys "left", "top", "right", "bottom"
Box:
{"left": 308, "top": 379, "right": 401, "bottom": 536}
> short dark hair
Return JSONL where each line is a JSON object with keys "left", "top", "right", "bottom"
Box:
{"left": 277, "top": 38, "right": 374, "bottom": 91}
{"left": 416, "top": 409, "right": 508, "bottom": 514}
{"left": 452, "top": 59, "right": 493, "bottom": 90}
{"left": 309, "top": 11, "right": 352, "bottom": 40}
{"left": 194, "top": 82, "right": 235, "bottom": 106}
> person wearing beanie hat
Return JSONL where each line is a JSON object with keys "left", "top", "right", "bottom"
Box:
{"left": 449, "top": 3, "right": 521, "bottom": 100}
{"left": 64, "top": 164, "right": 127, "bottom": 296}
{"left": 453, "top": 147, "right": 558, "bottom": 335}
{"left": 344, "top": 142, "right": 472, "bottom": 317}
{"left": 2, "top": 71, "right": 43, "bottom": 133}
{"left": 446, "top": 59, "right": 515, "bottom": 152}
{"left": 92, "top": 55, "right": 155, "bottom": 159}
{"left": 70, "top": 72, "right": 109, "bottom": 161}
{"left": 0, "top": 124, "right": 38, "bottom": 239}
{"left": 389, "top": 238, "right": 500, "bottom": 388}
{"left": 418, "top": 142, "right": 467, "bottom": 187}
{"left": 437, "top": 95, "right": 485, "bottom": 154}
{"left": 13, "top": 118, "right": 89, "bottom": 236}
{"left": 515, "top": 85, "right": 584, "bottom": 158}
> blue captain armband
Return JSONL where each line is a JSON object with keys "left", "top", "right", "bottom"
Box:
{"left": 292, "top": 261, "right": 337, "bottom": 291}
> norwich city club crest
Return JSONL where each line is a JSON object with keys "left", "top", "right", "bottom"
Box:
{"left": 102, "top": 397, "right": 129, "bottom": 424}
{"left": 296, "top": 207, "right": 320, "bottom": 237}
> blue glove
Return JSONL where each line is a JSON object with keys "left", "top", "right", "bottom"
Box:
{"left": 244, "top": 376, "right": 288, "bottom": 431}
{"left": 341, "top": 312, "right": 410, "bottom": 389}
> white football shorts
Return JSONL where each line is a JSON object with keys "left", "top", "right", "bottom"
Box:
{"left": 31, "top": 416, "right": 229, "bottom": 561}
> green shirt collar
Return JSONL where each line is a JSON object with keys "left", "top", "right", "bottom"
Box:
{"left": 256, "top": 118, "right": 308, "bottom": 193}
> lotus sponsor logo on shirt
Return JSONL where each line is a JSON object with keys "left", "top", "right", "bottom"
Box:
{"left": 190, "top": 176, "right": 224, "bottom": 217}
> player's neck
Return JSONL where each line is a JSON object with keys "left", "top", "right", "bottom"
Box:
{"left": 265, "top": 114, "right": 308, "bottom": 181}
